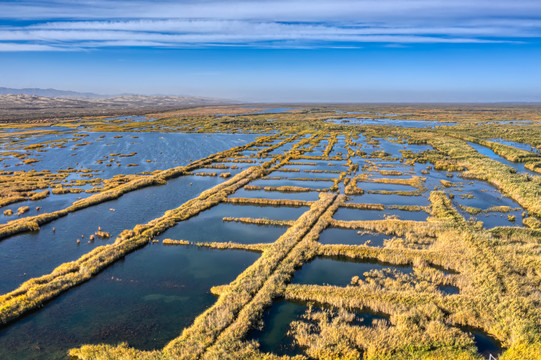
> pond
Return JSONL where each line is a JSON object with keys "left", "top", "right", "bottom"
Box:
{"left": 291, "top": 256, "right": 413, "bottom": 286}
{"left": 156, "top": 203, "right": 305, "bottom": 244}
{"left": 318, "top": 228, "right": 391, "bottom": 247}
{"left": 230, "top": 188, "right": 321, "bottom": 201}
{"left": 334, "top": 207, "right": 429, "bottom": 222}
{"left": 247, "top": 299, "right": 389, "bottom": 357}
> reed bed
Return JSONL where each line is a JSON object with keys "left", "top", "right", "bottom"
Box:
{"left": 316, "top": 243, "right": 440, "bottom": 267}
{"left": 322, "top": 134, "right": 337, "bottom": 157}
{"left": 222, "top": 217, "right": 295, "bottom": 227}
{"left": 366, "top": 189, "right": 426, "bottom": 196}
{"left": 331, "top": 219, "right": 438, "bottom": 238}
{"left": 296, "top": 155, "right": 343, "bottom": 161}
{"left": 193, "top": 241, "right": 269, "bottom": 252}
{"left": 368, "top": 176, "right": 426, "bottom": 189}
{"left": 162, "top": 239, "right": 269, "bottom": 253}
{"left": 193, "top": 172, "right": 218, "bottom": 177}
{"left": 380, "top": 170, "right": 406, "bottom": 176}
{"left": 344, "top": 175, "right": 365, "bottom": 195}
{"left": 342, "top": 202, "right": 385, "bottom": 211}
{"left": 274, "top": 168, "right": 301, "bottom": 173}
{"left": 225, "top": 197, "right": 312, "bottom": 208}
{"left": 262, "top": 176, "right": 336, "bottom": 182}
{"left": 243, "top": 185, "right": 325, "bottom": 193}
{"left": 0, "top": 170, "right": 68, "bottom": 208}
{"left": 386, "top": 204, "right": 429, "bottom": 212}
{"left": 202, "top": 164, "right": 231, "bottom": 170}
{"left": 162, "top": 239, "right": 190, "bottom": 245}
{"left": 285, "top": 161, "right": 319, "bottom": 166}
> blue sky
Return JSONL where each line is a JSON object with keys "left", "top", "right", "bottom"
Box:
{"left": 0, "top": 0, "right": 540, "bottom": 102}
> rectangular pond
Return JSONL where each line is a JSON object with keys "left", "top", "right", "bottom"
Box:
{"left": 318, "top": 228, "right": 391, "bottom": 247}
{"left": 230, "top": 188, "right": 321, "bottom": 201}
{"left": 346, "top": 194, "right": 430, "bottom": 207}
{"left": 291, "top": 256, "right": 413, "bottom": 286}
{"left": 334, "top": 207, "right": 429, "bottom": 222}
{"left": 156, "top": 203, "right": 304, "bottom": 244}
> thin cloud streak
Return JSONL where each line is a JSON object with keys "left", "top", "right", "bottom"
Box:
{"left": 1, "top": 0, "right": 541, "bottom": 21}
{"left": 24, "top": 20, "right": 541, "bottom": 38}
{"left": 0, "top": 42, "right": 72, "bottom": 51}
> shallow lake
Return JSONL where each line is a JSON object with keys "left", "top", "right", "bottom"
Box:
{"left": 0, "top": 131, "right": 258, "bottom": 177}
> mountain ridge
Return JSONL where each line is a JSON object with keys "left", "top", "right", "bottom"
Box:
{"left": 0, "top": 91, "right": 237, "bottom": 122}
{"left": 0, "top": 87, "right": 104, "bottom": 98}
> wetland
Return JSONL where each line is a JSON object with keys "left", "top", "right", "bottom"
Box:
{"left": 0, "top": 103, "right": 540, "bottom": 360}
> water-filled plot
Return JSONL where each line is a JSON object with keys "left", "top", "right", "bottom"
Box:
{"left": 447, "top": 179, "right": 525, "bottom": 228}
{"left": 358, "top": 181, "right": 421, "bottom": 192}
{"left": 346, "top": 193, "right": 431, "bottom": 206}
{"left": 291, "top": 256, "right": 414, "bottom": 286}
{"left": 246, "top": 300, "right": 306, "bottom": 356}
{"left": 0, "top": 244, "right": 260, "bottom": 360}
{"left": 439, "top": 285, "right": 460, "bottom": 295}
{"left": 318, "top": 228, "right": 391, "bottom": 246}
{"left": 157, "top": 203, "right": 306, "bottom": 244}
{"left": 334, "top": 207, "right": 429, "bottom": 222}
{"left": 247, "top": 299, "right": 389, "bottom": 357}
{"left": 230, "top": 188, "right": 321, "bottom": 201}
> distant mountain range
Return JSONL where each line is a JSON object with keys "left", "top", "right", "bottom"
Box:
{"left": 0, "top": 87, "right": 236, "bottom": 122}
{"left": 0, "top": 87, "right": 103, "bottom": 98}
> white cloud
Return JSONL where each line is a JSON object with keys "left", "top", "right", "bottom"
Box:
{"left": 0, "top": 1, "right": 539, "bottom": 50}
{"left": 1, "top": 1, "right": 541, "bottom": 21}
